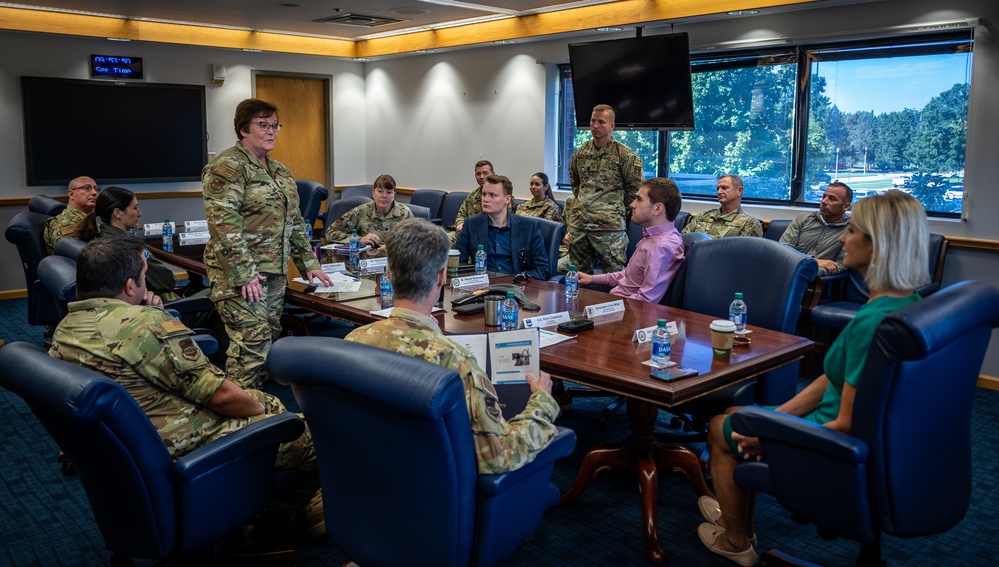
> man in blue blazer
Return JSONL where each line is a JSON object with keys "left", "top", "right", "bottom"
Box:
{"left": 456, "top": 174, "right": 550, "bottom": 280}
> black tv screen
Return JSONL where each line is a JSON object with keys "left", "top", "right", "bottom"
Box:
{"left": 568, "top": 33, "right": 694, "bottom": 130}
{"left": 21, "top": 77, "right": 208, "bottom": 186}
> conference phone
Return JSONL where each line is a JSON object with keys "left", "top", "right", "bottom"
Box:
{"left": 451, "top": 284, "right": 541, "bottom": 313}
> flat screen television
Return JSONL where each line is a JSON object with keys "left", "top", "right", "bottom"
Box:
{"left": 21, "top": 77, "right": 208, "bottom": 186}
{"left": 568, "top": 33, "right": 695, "bottom": 130}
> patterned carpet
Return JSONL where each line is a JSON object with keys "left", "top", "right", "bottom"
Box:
{"left": 1, "top": 298, "right": 997, "bottom": 566}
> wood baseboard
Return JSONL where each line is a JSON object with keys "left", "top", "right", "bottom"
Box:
{"left": 978, "top": 375, "right": 999, "bottom": 391}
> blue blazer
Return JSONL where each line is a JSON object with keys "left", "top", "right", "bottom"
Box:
{"left": 456, "top": 213, "right": 550, "bottom": 280}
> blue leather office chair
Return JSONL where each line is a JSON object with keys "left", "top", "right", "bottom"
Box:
{"left": 0, "top": 341, "right": 305, "bottom": 565}
{"left": 764, "top": 218, "right": 791, "bottom": 241}
{"left": 406, "top": 203, "right": 433, "bottom": 221}
{"left": 662, "top": 237, "right": 817, "bottom": 439}
{"left": 673, "top": 211, "right": 691, "bottom": 232}
{"left": 339, "top": 184, "right": 373, "bottom": 200}
{"left": 324, "top": 195, "right": 373, "bottom": 226}
{"left": 296, "top": 179, "right": 329, "bottom": 228}
{"left": 267, "top": 337, "right": 576, "bottom": 567}
{"left": 410, "top": 189, "right": 447, "bottom": 223}
{"left": 441, "top": 191, "right": 470, "bottom": 229}
{"left": 53, "top": 236, "right": 87, "bottom": 259}
{"left": 731, "top": 280, "right": 999, "bottom": 567}
{"left": 809, "top": 233, "right": 949, "bottom": 334}
{"left": 5, "top": 211, "right": 62, "bottom": 328}
{"left": 527, "top": 216, "right": 566, "bottom": 281}
{"left": 624, "top": 219, "right": 643, "bottom": 261}
{"left": 28, "top": 194, "right": 67, "bottom": 216}
{"left": 659, "top": 231, "right": 712, "bottom": 308}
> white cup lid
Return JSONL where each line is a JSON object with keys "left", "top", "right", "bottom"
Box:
{"left": 448, "top": 249, "right": 460, "bottom": 256}
{"left": 710, "top": 320, "right": 737, "bottom": 332}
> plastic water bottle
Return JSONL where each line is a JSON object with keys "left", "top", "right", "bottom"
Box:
{"left": 565, "top": 264, "right": 579, "bottom": 299}
{"left": 380, "top": 273, "right": 393, "bottom": 303}
{"left": 162, "top": 218, "right": 173, "bottom": 252}
{"left": 128, "top": 227, "right": 138, "bottom": 237}
{"left": 651, "top": 318, "right": 671, "bottom": 367}
{"left": 349, "top": 229, "right": 360, "bottom": 270}
{"left": 304, "top": 220, "right": 313, "bottom": 240}
{"left": 501, "top": 291, "right": 519, "bottom": 331}
{"left": 729, "top": 292, "right": 747, "bottom": 333}
{"left": 474, "top": 244, "right": 487, "bottom": 275}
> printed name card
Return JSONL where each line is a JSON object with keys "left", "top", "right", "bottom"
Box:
{"left": 321, "top": 262, "right": 346, "bottom": 274}
{"left": 359, "top": 257, "right": 387, "bottom": 272}
{"left": 178, "top": 231, "right": 210, "bottom": 246}
{"left": 584, "top": 300, "right": 625, "bottom": 319}
{"left": 633, "top": 321, "right": 679, "bottom": 343}
{"left": 451, "top": 274, "right": 490, "bottom": 289}
{"left": 184, "top": 220, "right": 208, "bottom": 231}
{"left": 143, "top": 221, "right": 175, "bottom": 236}
{"left": 522, "top": 311, "right": 572, "bottom": 329}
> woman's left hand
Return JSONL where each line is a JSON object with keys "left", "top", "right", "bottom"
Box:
{"left": 306, "top": 269, "right": 334, "bottom": 287}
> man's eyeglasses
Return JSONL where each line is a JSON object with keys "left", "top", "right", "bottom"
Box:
{"left": 256, "top": 122, "right": 282, "bottom": 132}
{"left": 70, "top": 184, "right": 100, "bottom": 192}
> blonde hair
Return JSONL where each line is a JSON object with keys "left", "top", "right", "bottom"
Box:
{"left": 851, "top": 190, "right": 928, "bottom": 292}
{"left": 592, "top": 104, "right": 616, "bottom": 122}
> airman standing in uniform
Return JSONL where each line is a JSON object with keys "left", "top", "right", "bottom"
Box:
{"left": 202, "top": 99, "right": 332, "bottom": 389}
{"left": 44, "top": 175, "right": 99, "bottom": 255}
{"left": 568, "top": 104, "right": 644, "bottom": 274}
{"left": 346, "top": 219, "right": 559, "bottom": 474}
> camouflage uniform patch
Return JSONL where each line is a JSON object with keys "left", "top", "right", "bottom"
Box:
{"left": 43, "top": 204, "right": 87, "bottom": 255}
{"left": 48, "top": 297, "right": 315, "bottom": 473}
{"left": 515, "top": 198, "right": 562, "bottom": 223}
{"left": 346, "top": 307, "right": 559, "bottom": 475}
{"left": 682, "top": 207, "right": 763, "bottom": 238}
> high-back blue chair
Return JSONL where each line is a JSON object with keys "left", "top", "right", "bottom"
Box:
{"left": 441, "top": 191, "right": 470, "bottom": 229}
{"left": 267, "top": 337, "right": 576, "bottom": 567}
{"left": 410, "top": 189, "right": 447, "bottom": 224}
{"left": 339, "top": 184, "right": 373, "bottom": 200}
{"left": 659, "top": 231, "right": 712, "bottom": 308}
{"left": 764, "top": 218, "right": 791, "bottom": 241}
{"left": 324, "top": 195, "right": 373, "bottom": 226}
{"left": 673, "top": 211, "right": 691, "bottom": 232}
{"left": 406, "top": 203, "right": 433, "bottom": 221}
{"left": 296, "top": 179, "right": 329, "bottom": 229}
{"left": 5, "top": 211, "right": 62, "bottom": 327}
{"left": 0, "top": 342, "right": 304, "bottom": 565}
{"left": 28, "top": 194, "right": 67, "bottom": 216}
{"left": 527, "top": 216, "right": 566, "bottom": 281}
{"left": 732, "top": 280, "right": 999, "bottom": 567}
{"left": 53, "top": 236, "right": 87, "bottom": 260}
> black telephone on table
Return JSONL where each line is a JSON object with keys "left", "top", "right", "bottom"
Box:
{"left": 451, "top": 284, "right": 541, "bottom": 312}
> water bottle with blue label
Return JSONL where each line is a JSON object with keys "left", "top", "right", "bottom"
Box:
{"left": 565, "top": 264, "right": 579, "bottom": 299}
{"left": 380, "top": 273, "right": 393, "bottom": 304}
{"left": 474, "top": 245, "right": 487, "bottom": 275}
{"left": 162, "top": 218, "right": 173, "bottom": 252}
{"left": 651, "top": 318, "right": 671, "bottom": 367}
{"left": 349, "top": 229, "right": 360, "bottom": 270}
{"left": 729, "top": 292, "right": 747, "bottom": 333}
{"left": 501, "top": 291, "right": 519, "bottom": 331}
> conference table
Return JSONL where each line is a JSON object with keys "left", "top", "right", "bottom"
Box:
{"left": 148, "top": 238, "right": 812, "bottom": 564}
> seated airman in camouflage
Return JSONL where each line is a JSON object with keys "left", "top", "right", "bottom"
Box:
{"left": 48, "top": 237, "right": 325, "bottom": 540}
{"left": 43, "top": 175, "right": 99, "bottom": 255}
{"left": 324, "top": 173, "right": 414, "bottom": 258}
{"left": 346, "top": 219, "right": 559, "bottom": 474}
{"left": 682, "top": 174, "right": 763, "bottom": 238}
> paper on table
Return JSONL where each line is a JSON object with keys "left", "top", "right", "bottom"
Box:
{"left": 539, "top": 329, "right": 575, "bottom": 348}
{"left": 321, "top": 243, "right": 373, "bottom": 254}
{"left": 293, "top": 274, "right": 361, "bottom": 293}
{"left": 369, "top": 306, "right": 444, "bottom": 317}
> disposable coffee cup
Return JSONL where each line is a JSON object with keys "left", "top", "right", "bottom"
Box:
{"left": 447, "top": 249, "right": 461, "bottom": 276}
{"left": 710, "top": 319, "right": 737, "bottom": 359}
{"left": 483, "top": 295, "right": 505, "bottom": 326}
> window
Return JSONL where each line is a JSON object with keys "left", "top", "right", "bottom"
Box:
{"left": 557, "top": 32, "right": 972, "bottom": 216}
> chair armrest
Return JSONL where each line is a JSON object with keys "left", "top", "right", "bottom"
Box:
{"left": 916, "top": 281, "right": 941, "bottom": 297}
{"left": 477, "top": 427, "right": 576, "bottom": 496}
{"left": 549, "top": 275, "right": 565, "bottom": 284}
{"left": 164, "top": 295, "right": 214, "bottom": 314}
{"left": 729, "top": 406, "right": 867, "bottom": 464}
{"left": 174, "top": 412, "right": 305, "bottom": 480}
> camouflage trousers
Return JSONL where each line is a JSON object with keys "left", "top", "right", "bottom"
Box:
{"left": 569, "top": 229, "right": 627, "bottom": 274}
{"left": 214, "top": 273, "right": 286, "bottom": 389}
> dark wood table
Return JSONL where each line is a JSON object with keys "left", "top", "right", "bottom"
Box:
{"left": 149, "top": 242, "right": 811, "bottom": 564}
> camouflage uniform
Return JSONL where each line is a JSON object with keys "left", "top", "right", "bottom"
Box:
{"left": 202, "top": 141, "right": 320, "bottom": 388}
{"left": 682, "top": 207, "right": 763, "bottom": 238}
{"left": 43, "top": 203, "right": 87, "bottom": 255}
{"left": 449, "top": 187, "right": 516, "bottom": 245}
{"left": 324, "top": 200, "right": 414, "bottom": 258}
{"left": 515, "top": 197, "right": 562, "bottom": 223}
{"left": 346, "top": 307, "right": 559, "bottom": 474}
{"left": 48, "top": 297, "right": 315, "bottom": 473}
{"left": 568, "top": 138, "right": 643, "bottom": 274}
{"left": 98, "top": 223, "right": 178, "bottom": 298}
{"left": 557, "top": 197, "right": 575, "bottom": 275}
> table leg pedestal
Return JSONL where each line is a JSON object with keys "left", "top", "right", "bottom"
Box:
{"left": 560, "top": 398, "right": 713, "bottom": 564}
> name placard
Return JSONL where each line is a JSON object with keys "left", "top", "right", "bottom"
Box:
{"left": 633, "top": 321, "right": 679, "bottom": 343}
{"left": 452, "top": 274, "right": 490, "bottom": 289}
{"left": 143, "top": 221, "right": 175, "bottom": 236}
{"left": 359, "top": 257, "right": 387, "bottom": 272}
{"left": 322, "top": 262, "right": 346, "bottom": 273}
{"left": 522, "top": 311, "right": 571, "bottom": 329}
{"left": 585, "top": 300, "right": 625, "bottom": 319}
{"left": 184, "top": 220, "right": 208, "bottom": 231}
{"left": 178, "top": 231, "right": 210, "bottom": 246}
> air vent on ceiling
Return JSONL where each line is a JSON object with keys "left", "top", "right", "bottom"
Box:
{"left": 312, "top": 13, "right": 406, "bottom": 27}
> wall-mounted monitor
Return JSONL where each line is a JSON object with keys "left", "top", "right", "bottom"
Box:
{"left": 20, "top": 77, "right": 208, "bottom": 186}
{"left": 568, "top": 33, "right": 695, "bottom": 130}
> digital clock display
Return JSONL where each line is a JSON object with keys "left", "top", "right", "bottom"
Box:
{"left": 90, "top": 54, "right": 143, "bottom": 79}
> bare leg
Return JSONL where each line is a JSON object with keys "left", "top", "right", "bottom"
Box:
{"left": 706, "top": 411, "right": 754, "bottom": 553}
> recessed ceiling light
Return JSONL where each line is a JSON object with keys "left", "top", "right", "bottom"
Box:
{"left": 595, "top": 26, "right": 622, "bottom": 32}
{"left": 242, "top": 48, "right": 262, "bottom": 52}
{"left": 353, "top": 57, "right": 372, "bottom": 61}
{"left": 727, "top": 10, "right": 760, "bottom": 16}
{"left": 106, "top": 37, "right": 130, "bottom": 41}
{"left": 492, "top": 39, "right": 517, "bottom": 44}
{"left": 415, "top": 49, "right": 437, "bottom": 53}
{"left": 391, "top": 8, "right": 430, "bottom": 16}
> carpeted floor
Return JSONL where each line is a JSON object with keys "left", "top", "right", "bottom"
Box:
{"left": 2, "top": 298, "right": 997, "bottom": 566}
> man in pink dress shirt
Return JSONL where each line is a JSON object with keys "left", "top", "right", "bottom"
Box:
{"left": 577, "top": 177, "right": 684, "bottom": 304}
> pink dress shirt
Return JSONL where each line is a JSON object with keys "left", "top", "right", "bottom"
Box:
{"left": 591, "top": 222, "right": 684, "bottom": 304}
